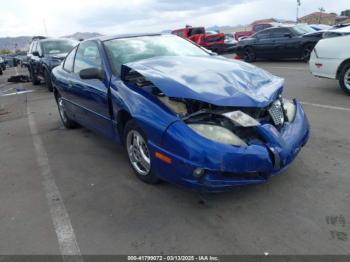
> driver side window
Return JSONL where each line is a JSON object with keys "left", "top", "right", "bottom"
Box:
{"left": 74, "top": 41, "right": 102, "bottom": 74}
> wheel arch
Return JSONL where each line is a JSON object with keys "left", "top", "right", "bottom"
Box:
{"left": 336, "top": 58, "right": 350, "bottom": 80}
{"left": 116, "top": 109, "right": 132, "bottom": 144}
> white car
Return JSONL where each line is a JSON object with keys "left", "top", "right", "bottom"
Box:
{"left": 309, "top": 34, "right": 350, "bottom": 95}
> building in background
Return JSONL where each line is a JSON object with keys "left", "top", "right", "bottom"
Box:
{"left": 299, "top": 12, "right": 350, "bottom": 25}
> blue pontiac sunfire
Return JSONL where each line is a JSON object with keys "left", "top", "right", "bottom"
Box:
{"left": 52, "top": 34, "right": 310, "bottom": 192}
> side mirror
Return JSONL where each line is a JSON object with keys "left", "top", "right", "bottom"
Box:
{"left": 32, "top": 51, "right": 40, "bottom": 57}
{"left": 79, "top": 68, "right": 105, "bottom": 81}
{"left": 284, "top": 33, "right": 292, "bottom": 38}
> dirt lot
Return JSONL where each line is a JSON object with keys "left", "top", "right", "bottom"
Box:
{"left": 0, "top": 61, "right": 349, "bottom": 256}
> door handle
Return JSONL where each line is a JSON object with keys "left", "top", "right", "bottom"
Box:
{"left": 68, "top": 81, "right": 73, "bottom": 88}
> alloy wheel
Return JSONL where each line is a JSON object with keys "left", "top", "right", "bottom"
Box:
{"left": 126, "top": 130, "right": 151, "bottom": 176}
{"left": 344, "top": 68, "right": 350, "bottom": 91}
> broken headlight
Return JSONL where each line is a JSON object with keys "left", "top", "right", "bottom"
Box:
{"left": 283, "top": 99, "right": 296, "bottom": 122}
{"left": 222, "top": 110, "right": 260, "bottom": 127}
{"left": 188, "top": 124, "right": 247, "bottom": 147}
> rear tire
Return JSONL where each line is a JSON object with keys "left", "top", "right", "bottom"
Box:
{"left": 44, "top": 69, "right": 53, "bottom": 92}
{"left": 56, "top": 95, "right": 79, "bottom": 129}
{"left": 243, "top": 47, "right": 256, "bottom": 62}
{"left": 339, "top": 63, "right": 350, "bottom": 95}
{"left": 301, "top": 44, "right": 314, "bottom": 62}
{"left": 124, "top": 119, "right": 160, "bottom": 184}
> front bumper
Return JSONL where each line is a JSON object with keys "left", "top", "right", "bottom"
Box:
{"left": 149, "top": 101, "right": 310, "bottom": 192}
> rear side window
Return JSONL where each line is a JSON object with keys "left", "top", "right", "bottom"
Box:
{"left": 256, "top": 31, "right": 271, "bottom": 39}
{"left": 74, "top": 41, "right": 102, "bottom": 74}
{"left": 31, "top": 42, "right": 38, "bottom": 54}
{"left": 270, "top": 28, "right": 290, "bottom": 38}
{"left": 255, "top": 24, "right": 272, "bottom": 32}
{"left": 28, "top": 43, "right": 33, "bottom": 54}
{"left": 63, "top": 47, "right": 77, "bottom": 72}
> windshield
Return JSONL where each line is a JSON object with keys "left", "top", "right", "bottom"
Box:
{"left": 291, "top": 24, "right": 316, "bottom": 35}
{"left": 42, "top": 40, "right": 78, "bottom": 55}
{"left": 104, "top": 35, "right": 210, "bottom": 74}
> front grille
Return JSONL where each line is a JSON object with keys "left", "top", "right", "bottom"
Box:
{"left": 268, "top": 100, "right": 284, "bottom": 126}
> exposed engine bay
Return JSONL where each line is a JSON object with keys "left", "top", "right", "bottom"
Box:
{"left": 124, "top": 69, "right": 296, "bottom": 146}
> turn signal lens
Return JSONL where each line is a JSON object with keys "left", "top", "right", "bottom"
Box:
{"left": 155, "top": 151, "right": 172, "bottom": 164}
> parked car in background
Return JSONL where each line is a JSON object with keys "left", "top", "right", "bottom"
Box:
{"left": 310, "top": 34, "right": 350, "bottom": 95}
{"left": 0, "top": 56, "right": 6, "bottom": 70}
{"left": 309, "top": 24, "right": 332, "bottom": 31}
{"left": 14, "top": 51, "right": 29, "bottom": 67}
{"left": 223, "top": 33, "right": 238, "bottom": 53}
{"left": 27, "top": 36, "right": 78, "bottom": 91}
{"left": 303, "top": 25, "right": 350, "bottom": 42}
{"left": 51, "top": 34, "right": 309, "bottom": 192}
{"left": 333, "top": 22, "right": 350, "bottom": 29}
{"left": 323, "top": 25, "right": 350, "bottom": 38}
{"left": 234, "top": 23, "right": 273, "bottom": 41}
{"left": 172, "top": 26, "right": 225, "bottom": 53}
{"left": 236, "top": 25, "right": 320, "bottom": 62}
{"left": 0, "top": 56, "right": 6, "bottom": 73}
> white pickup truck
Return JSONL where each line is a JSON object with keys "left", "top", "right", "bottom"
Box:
{"left": 309, "top": 34, "right": 350, "bottom": 95}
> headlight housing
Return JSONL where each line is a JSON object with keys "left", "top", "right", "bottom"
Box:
{"left": 188, "top": 124, "right": 247, "bottom": 147}
{"left": 283, "top": 99, "right": 296, "bottom": 122}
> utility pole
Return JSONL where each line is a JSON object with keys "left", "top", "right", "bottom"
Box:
{"left": 296, "top": 0, "right": 301, "bottom": 23}
{"left": 318, "top": 7, "right": 325, "bottom": 24}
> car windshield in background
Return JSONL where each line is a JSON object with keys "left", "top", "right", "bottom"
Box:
{"left": 104, "top": 35, "right": 210, "bottom": 74}
{"left": 42, "top": 40, "right": 78, "bottom": 55}
{"left": 291, "top": 24, "right": 316, "bottom": 35}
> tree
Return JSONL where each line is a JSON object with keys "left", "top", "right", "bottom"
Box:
{"left": 0, "top": 49, "right": 11, "bottom": 55}
{"left": 341, "top": 10, "right": 350, "bottom": 17}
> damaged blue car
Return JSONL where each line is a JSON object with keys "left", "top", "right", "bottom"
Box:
{"left": 51, "top": 34, "right": 310, "bottom": 192}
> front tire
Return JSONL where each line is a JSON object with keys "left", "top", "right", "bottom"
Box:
{"left": 56, "top": 96, "right": 79, "bottom": 129}
{"left": 124, "top": 120, "right": 159, "bottom": 184}
{"left": 44, "top": 69, "right": 53, "bottom": 92}
{"left": 301, "top": 44, "right": 314, "bottom": 62}
{"left": 339, "top": 63, "right": 350, "bottom": 95}
{"left": 243, "top": 47, "right": 256, "bottom": 62}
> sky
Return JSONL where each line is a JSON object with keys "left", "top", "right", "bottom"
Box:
{"left": 0, "top": 0, "right": 349, "bottom": 37}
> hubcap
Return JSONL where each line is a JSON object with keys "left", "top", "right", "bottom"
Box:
{"left": 126, "top": 130, "right": 151, "bottom": 176}
{"left": 344, "top": 68, "right": 350, "bottom": 90}
{"left": 58, "top": 98, "right": 67, "bottom": 123}
{"left": 244, "top": 50, "right": 253, "bottom": 61}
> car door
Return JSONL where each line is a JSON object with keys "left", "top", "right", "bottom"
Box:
{"left": 253, "top": 30, "right": 273, "bottom": 58}
{"left": 270, "top": 28, "right": 301, "bottom": 59}
{"left": 68, "top": 41, "right": 114, "bottom": 138}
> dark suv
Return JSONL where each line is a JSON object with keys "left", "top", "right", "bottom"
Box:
{"left": 27, "top": 37, "right": 78, "bottom": 91}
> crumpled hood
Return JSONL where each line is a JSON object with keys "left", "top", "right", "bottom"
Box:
{"left": 124, "top": 56, "right": 284, "bottom": 107}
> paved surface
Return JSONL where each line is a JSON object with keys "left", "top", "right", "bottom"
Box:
{"left": 0, "top": 61, "right": 349, "bottom": 255}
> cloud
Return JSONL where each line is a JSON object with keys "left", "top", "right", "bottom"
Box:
{"left": 0, "top": 0, "right": 350, "bottom": 37}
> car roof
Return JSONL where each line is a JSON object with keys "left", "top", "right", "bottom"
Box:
{"left": 38, "top": 38, "right": 77, "bottom": 42}
{"left": 90, "top": 33, "right": 162, "bottom": 42}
